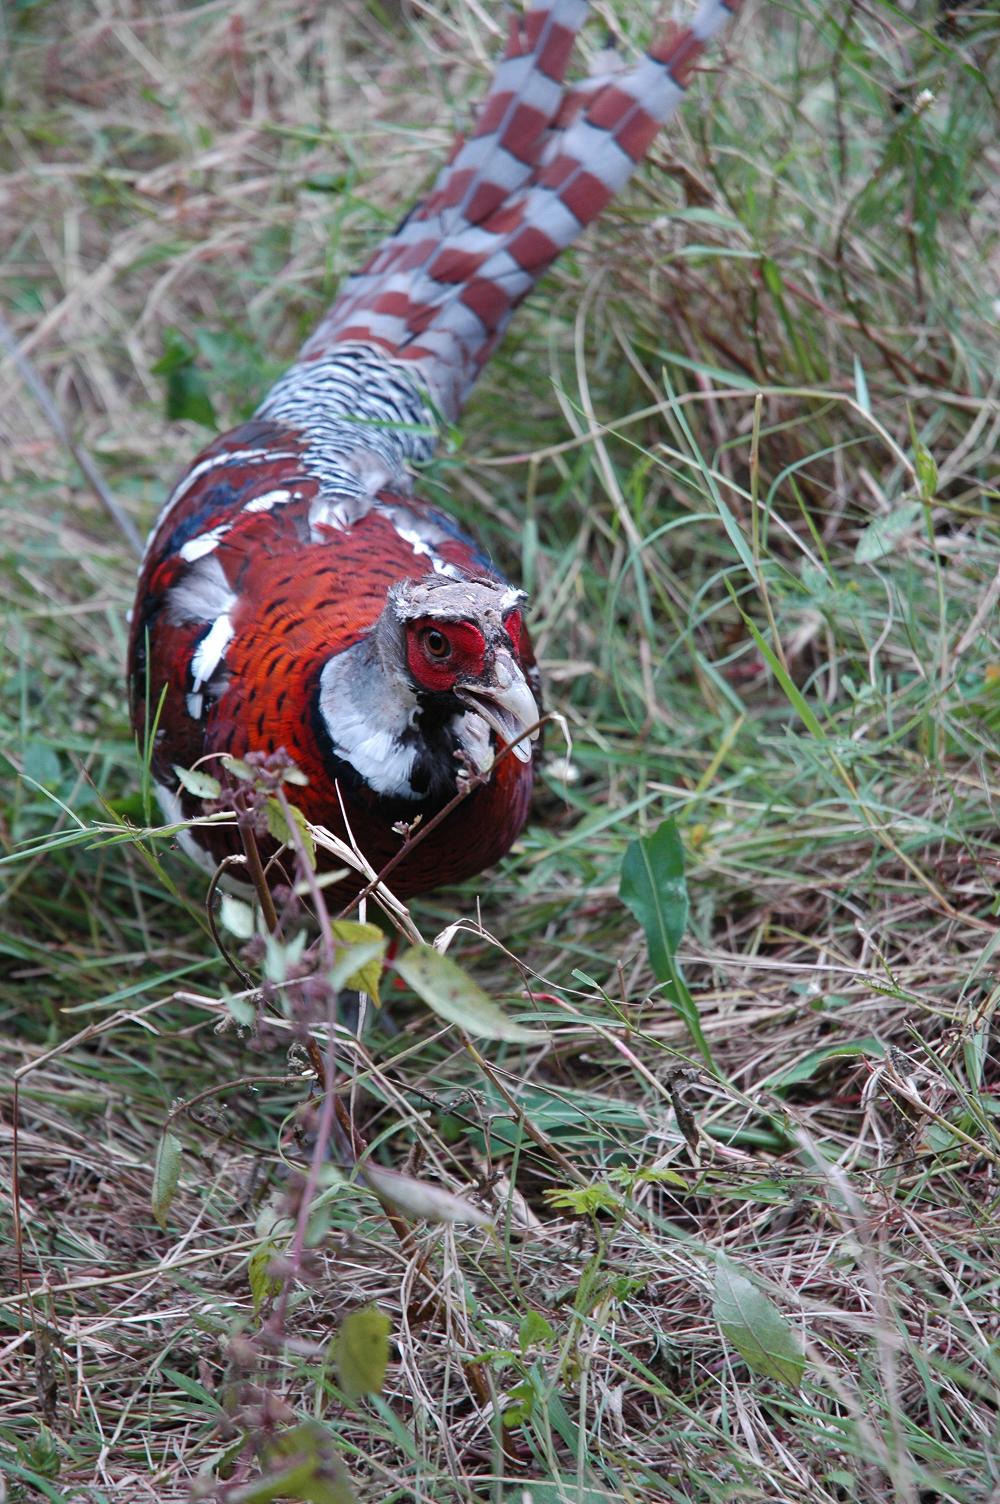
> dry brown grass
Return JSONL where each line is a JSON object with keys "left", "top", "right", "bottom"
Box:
{"left": 2, "top": 1, "right": 999, "bottom": 1500}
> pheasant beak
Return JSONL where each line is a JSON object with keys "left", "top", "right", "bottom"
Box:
{"left": 456, "top": 650, "right": 539, "bottom": 764}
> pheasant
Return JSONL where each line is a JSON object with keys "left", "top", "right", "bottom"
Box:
{"left": 129, "top": 0, "right": 739, "bottom": 902}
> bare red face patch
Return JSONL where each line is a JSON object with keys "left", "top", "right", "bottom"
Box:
{"left": 502, "top": 608, "right": 523, "bottom": 658}
{"left": 405, "top": 617, "right": 487, "bottom": 693}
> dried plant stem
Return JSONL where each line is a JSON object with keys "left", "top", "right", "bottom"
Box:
{"left": 0, "top": 308, "right": 145, "bottom": 557}
{"left": 337, "top": 716, "right": 547, "bottom": 920}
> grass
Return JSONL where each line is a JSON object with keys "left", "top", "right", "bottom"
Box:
{"left": 2, "top": 0, "right": 999, "bottom": 1500}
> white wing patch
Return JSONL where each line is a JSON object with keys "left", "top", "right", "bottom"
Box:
{"left": 244, "top": 487, "right": 297, "bottom": 513}
{"left": 166, "top": 553, "right": 235, "bottom": 625}
{"left": 180, "top": 524, "right": 230, "bottom": 563}
{"left": 164, "top": 555, "right": 237, "bottom": 722}
{"left": 186, "top": 613, "right": 234, "bottom": 720}
{"left": 141, "top": 445, "right": 303, "bottom": 571}
{"left": 176, "top": 488, "right": 302, "bottom": 562}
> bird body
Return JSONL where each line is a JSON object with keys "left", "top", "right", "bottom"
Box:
{"left": 129, "top": 0, "right": 739, "bottom": 901}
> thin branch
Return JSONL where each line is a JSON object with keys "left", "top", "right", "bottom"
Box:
{"left": 0, "top": 308, "right": 145, "bottom": 557}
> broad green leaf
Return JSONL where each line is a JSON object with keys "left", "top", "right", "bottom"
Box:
{"left": 223, "top": 756, "right": 255, "bottom": 781}
{"left": 172, "top": 763, "right": 221, "bottom": 800}
{"left": 264, "top": 929, "right": 307, "bottom": 984}
{"left": 362, "top": 1164, "right": 492, "bottom": 1227}
{"left": 610, "top": 1164, "right": 688, "bottom": 1191}
{"left": 620, "top": 822, "right": 715, "bottom": 1068}
{"left": 266, "top": 796, "right": 316, "bottom": 869}
{"left": 395, "top": 944, "right": 542, "bottom": 1042}
{"left": 519, "top": 1311, "right": 556, "bottom": 1352}
{"left": 230, "top": 1422, "right": 356, "bottom": 1503}
{"left": 329, "top": 938, "right": 386, "bottom": 997}
{"left": 619, "top": 818, "right": 688, "bottom": 979}
{"left": 543, "top": 1183, "right": 620, "bottom": 1217}
{"left": 219, "top": 893, "right": 255, "bottom": 940}
{"left": 152, "top": 329, "right": 217, "bottom": 428}
{"left": 248, "top": 1240, "right": 282, "bottom": 1315}
{"left": 334, "top": 1307, "right": 391, "bottom": 1404}
{"left": 964, "top": 1023, "right": 988, "bottom": 1091}
{"left": 854, "top": 501, "right": 923, "bottom": 564}
{"left": 152, "top": 1129, "right": 182, "bottom": 1230}
{"left": 331, "top": 920, "right": 385, "bottom": 1003}
{"left": 225, "top": 992, "right": 257, "bottom": 1027}
{"left": 502, "top": 1377, "right": 538, "bottom": 1426}
{"left": 713, "top": 1259, "right": 804, "bottom": 1388}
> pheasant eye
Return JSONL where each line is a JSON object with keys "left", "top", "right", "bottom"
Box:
{"left": 421, "top": 628, "right": 450, "bottom": 660}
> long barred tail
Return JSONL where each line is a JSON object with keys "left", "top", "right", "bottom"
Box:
{"left": 259, "top": 0, "right": 740, "bottom": 484}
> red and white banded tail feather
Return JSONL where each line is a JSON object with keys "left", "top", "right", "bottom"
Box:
{"left": 293, "top": 0, "right": 741, "bottom": 426}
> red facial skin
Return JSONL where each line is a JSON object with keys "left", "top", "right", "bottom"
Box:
{"left": 129, "top": 420, "right": 539, "bottom": 904}
{"left": 405, "top": 618, "right": 487, "bottom": 692}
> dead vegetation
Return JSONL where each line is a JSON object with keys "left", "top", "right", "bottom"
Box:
{"left": 2, "top": 1, "right": 998, "bottom": 1500}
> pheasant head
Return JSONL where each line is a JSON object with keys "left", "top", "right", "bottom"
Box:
{"left": 315, "top": 574, "right": 540, "bottom": 807}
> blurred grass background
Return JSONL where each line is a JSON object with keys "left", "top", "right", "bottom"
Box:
{"left": 1, "top": 1, "right": 998, "bottom": 1500}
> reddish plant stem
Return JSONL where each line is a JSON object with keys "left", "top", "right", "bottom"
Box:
{"left": 336, "top": 715, "right": 546, "bottom": 921}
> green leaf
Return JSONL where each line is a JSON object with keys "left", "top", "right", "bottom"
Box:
{"left": 619, "top": 819, "right": 714, "bottom": 1067}
{"left": 713, "top": 1259, "right": 805, "bottom": 1388}
{"left": 543, "top": 1183, "right": 620, "bottom": 1217}
{"left": 328, "top": 939, "right": 386, "bottom": 998}
{"left": 334, "top": 1307, "right": 391, "bottom": 1404}
{"left": 266, "top": 796, "right": 316, "bottom": 869}
{"left": 152, "top": 329, "right": 217, "bottom": 428}
{"left": 264, "top": 929, "right": 307, "bottom": 984}
{"left": 16, "top": 1420, "right": 61, "bottom": 1479}
{"left": 248, "top": 1240, "right": 283, "bottom": 1315}
{"left": 172, "top": 763, "right": 221, "bottom": 800}
{"left": 619, "top": 818, "right": 688, "bottom": 983}
{"left": 853, "top": 501, "right": 923, "bottom": 564}
{"left": 609, "top": 1164, "right": 688, "bottom": 1191}
{"left": 914, "top": 441, "right": 938, "bottom": 501}
{"left": 734, "top": 602, "right": 826, "bottom": 740}
{"left": 219, "top": 893, "right": 255, "bottom": 941}
{"left": 852, "top": 353, "right": 871, "bottom": 415}
{"left": 331, "top": 920, "right": 385, "bottom": 1003}
{"left": 519, "top": 1310, "right": 556, "bottom": 1352}
{"left": 395, "top": 944, "right": 542, "bottom": 1042}
{"left": 502, "top": 1377, "right": 538, "bottom": 1427}
{"left": 160, "top": 1366, "right": 223, "bottom": 1413}
{"left": 765, "top": 1037, "right": 885, "bottom": 1090}
{"left": 230, "top": 1422, "right": 356, "bottom": 1504}
{"left": 225, "top": 992, "right": 257, "bottom": 1027}
{"left": 361, "top": 1164, "right": 492, "bottom": 1227}
{"left": 223, "top": 756, "right": 256, "bottom": 781}
{"left": 152, "top": 1129, "right": 182, "bottom": 1230}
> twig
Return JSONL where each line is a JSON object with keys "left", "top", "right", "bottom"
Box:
{"left": 239, "top": 818, "right": 279, "bottom": 934}
{"left": 0, "top": 308, "right": 145, "bottom": 557}
{"left": 336, "top": 715, "right": 547, "bottom": 920}
{"left": 206, "top": 854, "right": 256, "bottom": 987}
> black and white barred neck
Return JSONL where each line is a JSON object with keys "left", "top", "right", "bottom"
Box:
{"left": 256, "top": 344, "right": 439, "bottom": 503}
